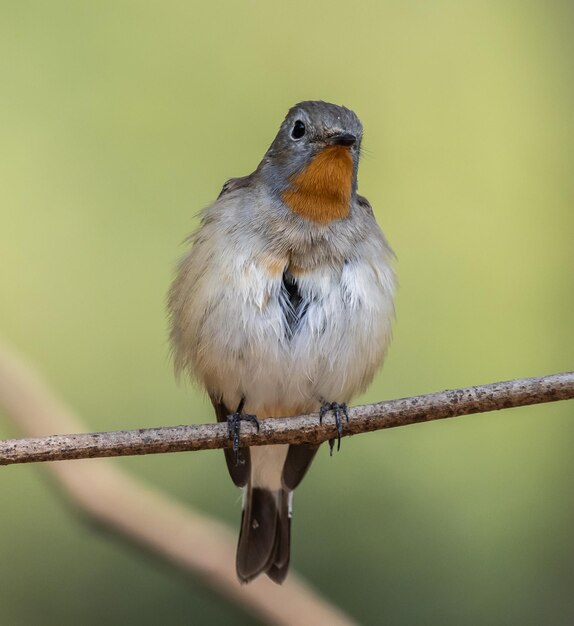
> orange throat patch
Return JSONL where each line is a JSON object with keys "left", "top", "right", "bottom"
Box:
{"left": 282, "top": 145, "right": 353, "bottom": 224}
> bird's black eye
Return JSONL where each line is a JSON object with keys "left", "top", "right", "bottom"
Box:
{"left": 291, "top": 120, "right": 306, "bottom": 140}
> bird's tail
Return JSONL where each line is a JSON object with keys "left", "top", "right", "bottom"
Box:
{"left": 236, "top": 485, "right": 291, "bottom": 584}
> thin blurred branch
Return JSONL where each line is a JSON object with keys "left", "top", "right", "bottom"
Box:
{"left": 1, "top": 362, "right": 573, "bottom": 466}
{"left": 0, "top": 340, "right": 356, "bottom": 626}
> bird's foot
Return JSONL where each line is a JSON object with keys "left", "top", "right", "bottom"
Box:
{"left": 227, "top": 411, "right": 260, "bottom": 464}
{"left": 319, "top": 402, "right": 349, "bottom": 455}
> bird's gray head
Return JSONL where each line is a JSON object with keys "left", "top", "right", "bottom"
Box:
{"left": 257, "top": 101, "right": 364, "bottom": 224}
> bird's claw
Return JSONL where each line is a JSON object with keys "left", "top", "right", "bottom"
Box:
{"left": 319, "top": 402, "right": 349, "bottom": 455}
{"left": 227, "top": 412, "right": 260, "bottom": 464}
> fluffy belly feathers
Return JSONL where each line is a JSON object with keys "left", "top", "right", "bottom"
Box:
{"left": 193, "top": 255, "right": 395, "bottom": 417}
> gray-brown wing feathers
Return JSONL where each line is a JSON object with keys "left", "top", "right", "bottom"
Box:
{"left": 282, "top": 443, "right": 320, "bottom": 491}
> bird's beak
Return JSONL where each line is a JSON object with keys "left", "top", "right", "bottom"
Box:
{"left": 329, "top": 132, "right": 357, "bottom": 147}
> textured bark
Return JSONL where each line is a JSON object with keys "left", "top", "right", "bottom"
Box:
{"left": 1, "top": 371, "right": 573, "bottom": 466}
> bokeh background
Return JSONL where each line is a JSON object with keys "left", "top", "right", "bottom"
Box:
{"left": 1, "top": 1, "right": 573, "bottom": 624}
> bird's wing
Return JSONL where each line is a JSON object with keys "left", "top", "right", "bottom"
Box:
{"left": 282, "top": 443, "right": 320, "bottom": 491}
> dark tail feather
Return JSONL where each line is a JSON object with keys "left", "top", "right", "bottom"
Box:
{"left": 266, "top": 490, "right": 291, "bottom": 584}
{"left": 236, "top": 486, "right": 291, "bottom": 584}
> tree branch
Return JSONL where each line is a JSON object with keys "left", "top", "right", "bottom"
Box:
{"left": 0, "top": 340, "right": 356, "bottom": 626}
{"left": 1, "top": 364, "right": 573, "bottom": 466}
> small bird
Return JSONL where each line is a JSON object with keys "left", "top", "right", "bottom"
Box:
{"left": 168, "top": 101, "right": 395, "bottom": 583}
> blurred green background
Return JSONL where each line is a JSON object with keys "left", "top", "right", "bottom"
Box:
{"left": 1, "top": 1, "right": 573, "bottom": 624}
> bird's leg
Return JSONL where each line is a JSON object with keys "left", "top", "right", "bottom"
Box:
{"left": 227, "top": 398, "right": 259, "bottom": 464}
{"left": 319, "top": 401, "right": 349, "bottom": 455}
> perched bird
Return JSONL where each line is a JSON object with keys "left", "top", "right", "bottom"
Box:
{"left": 168, "top": 101, "right": 396, "bottom": 584}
